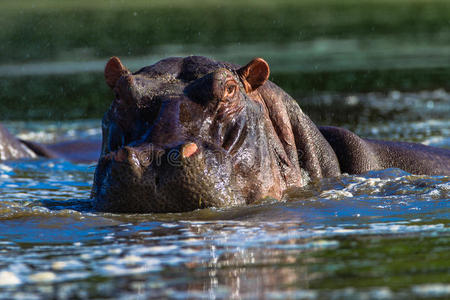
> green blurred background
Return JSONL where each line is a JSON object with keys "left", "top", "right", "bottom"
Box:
{"left": 1, "top": 0, "right": 449, "bottom": 120}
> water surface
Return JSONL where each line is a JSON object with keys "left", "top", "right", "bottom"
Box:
{"left": 0, "top": 90, "right": 449, "bottom": 299}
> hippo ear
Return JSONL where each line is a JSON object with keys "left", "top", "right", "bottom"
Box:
{"left": 104, "top": 57, "right": 130, "bottom": 89}
{"left": 237, "top": 58, "right": 270, "bottom": 93}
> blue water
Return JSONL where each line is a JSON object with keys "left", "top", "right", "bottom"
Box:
{"left": 0, "top": 91, "right": 449, "bottom": 299}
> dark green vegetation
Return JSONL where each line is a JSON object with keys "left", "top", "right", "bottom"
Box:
{"left": 1, "top": 74, "right": 108, "bottom": 120}
{"left": 2, "top": 0, "right": 450, "bottom": 64}
{"left": 1, "top": 0, "right": 450, "bottom": 119}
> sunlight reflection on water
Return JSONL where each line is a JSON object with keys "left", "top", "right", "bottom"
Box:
{"left": 0, "top": 113, "right": 448, "bottom": 299}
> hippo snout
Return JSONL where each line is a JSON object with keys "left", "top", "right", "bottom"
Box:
{"left": 92, "top": 141, "right": 243, "bottom": 213}
{"left": 110, "top": 142, "right": 201, "bottom": 170}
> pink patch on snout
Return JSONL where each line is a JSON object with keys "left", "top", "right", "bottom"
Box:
{"left": 182, "top": 143, "right": 198, "bottom": 158}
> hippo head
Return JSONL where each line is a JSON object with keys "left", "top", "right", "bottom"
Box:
{"left": 91, "top": 56, "right": 306, "bottom": 213}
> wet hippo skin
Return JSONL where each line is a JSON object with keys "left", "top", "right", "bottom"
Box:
{"left": 90, "top": 56, "right": 450, "bottom": 213}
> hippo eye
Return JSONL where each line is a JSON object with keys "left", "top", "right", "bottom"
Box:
{"left": 225, "top": 81, "right": 237, "bottom": 98}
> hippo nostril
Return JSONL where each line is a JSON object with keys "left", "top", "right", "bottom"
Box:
{"left": 182, "top": 142, "right": 198, "bottom": 158}
{"left": 112, "top": 146, "right": 143, "bottom": 167}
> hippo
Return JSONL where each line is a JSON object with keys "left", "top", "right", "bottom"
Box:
{"left": 91, "top": 55, "right": 450, "bottom": 213}
{"left": 0, "top": 124, "right": 100, "bottom": 163}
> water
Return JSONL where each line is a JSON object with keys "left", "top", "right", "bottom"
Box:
{"left": 2, "top": 1, "right": 449, "bottom": 297}
{"left": 0, "top": 91, "right": 449, "bottom": 299}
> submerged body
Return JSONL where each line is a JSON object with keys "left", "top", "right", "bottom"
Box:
{"left": 90, "top": 56, "right": 450, "bottom": 213}
{"left": 0, "top": 124, "right": 36, "bottom": 160}
{"left": 0, "top": 124, "right": 100, "bottom": 163}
